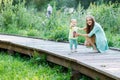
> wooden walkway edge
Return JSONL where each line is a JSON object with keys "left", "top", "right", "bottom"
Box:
{"left": 0, "top": 34, "right": 120, "bottom": 80}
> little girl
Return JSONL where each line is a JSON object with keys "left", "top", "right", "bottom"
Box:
{"left": 68, "top": 19, "right": 81, "bottom": 53}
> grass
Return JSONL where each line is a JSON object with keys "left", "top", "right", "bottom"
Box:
{"left": 0, "top": 52, "right": 71, "bottom": 80}
{"left": 0, "top": 51, "right": 94, "bottom": 80}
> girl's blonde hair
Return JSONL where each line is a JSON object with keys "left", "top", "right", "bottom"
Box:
{"left": 70, "top": 19, "right": 77, "bottom": 29}
{"left": 70, "top": 19, "right": 77, "bottom": 22}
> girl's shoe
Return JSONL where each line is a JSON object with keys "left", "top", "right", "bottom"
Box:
{"left": 74, "top": 49, "right": 77, "bottom": 52}
{"left": 71, "top": 50, "right": 74, "bottom": 53}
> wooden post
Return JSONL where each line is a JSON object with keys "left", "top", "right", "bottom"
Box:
{"left": 70, "top": 69, "right": 82, "bottom": 80}
{"left": 8, "top": 50, "right": 14, "bottom": 55}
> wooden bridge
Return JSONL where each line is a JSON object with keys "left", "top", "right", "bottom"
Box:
{"left": 0, "top": 34, "right": 120, "bottom": 80}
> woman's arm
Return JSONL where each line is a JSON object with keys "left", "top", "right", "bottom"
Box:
{"left": 88, "top": 25, "right": 99, "bottom": 37}
{"left": 78, "top": 33, "right": 88, "bottom": 37}
{"left": 78, "top": 27, "right": 86, "bottom": 31}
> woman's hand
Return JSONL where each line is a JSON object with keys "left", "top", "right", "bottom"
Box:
{"left": 78, "top": 27, "right": 86, "bottom": 31}
{"left": 76, "top": 33, "right": 89, "bottom": 37}
{"left": 75, "top": 33, "right": 81, "bottom": 37}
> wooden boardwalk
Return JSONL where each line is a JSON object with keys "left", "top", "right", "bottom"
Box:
{"left": 0, "top": 34, "right": 120, "bottom": 80}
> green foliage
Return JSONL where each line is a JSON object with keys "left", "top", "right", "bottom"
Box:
{"left": 0, "top": 14, "right": 4, "bottom": 28}
{"left": 0, "top": 52, "right": 71, "bottom": 80}
{"left": 1, "top": 0, "right": 15, "bottom": 29}
{"left": 80, "top": 75, "right": 92, "bottom": 80}
{"left": 26, "top": 29, "right": 38, "bottom": 36}
{"left": 0, "top": 0, "right": 120, "bottom": 48}
{"left": 78, "top": 37, "right": 85, "bottom": 44}
{"left": 49, "top": 26, "right": 68, "bottom": 42}
{"left": 87, "top": 3, "right": 120, "bottom": 33}
{"left": 106, "top": 32, "right": 120, "bottom": 48}
{"left": 30, "top": 51, "right": 47, "bottom": 65}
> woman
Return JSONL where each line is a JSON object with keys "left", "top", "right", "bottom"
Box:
{"left": 79, "top": 15, "right": 109, "bottom": 53}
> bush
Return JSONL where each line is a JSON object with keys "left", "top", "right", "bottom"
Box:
{"left": 49, "top": 26, "right": 68, "bottom": 42}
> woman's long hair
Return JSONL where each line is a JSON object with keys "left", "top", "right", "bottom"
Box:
{"left": 85, "top": 15, "right": 96, "bottom": 45}
{"left": 86, "top": 15, "right": 95, "bottom": 34}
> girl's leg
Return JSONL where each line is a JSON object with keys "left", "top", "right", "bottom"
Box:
{"left": 69, "top": 39, "right": 73, "bottom": 50}
{"left": 73, "top": 39, "right": 78, "bottom": 51}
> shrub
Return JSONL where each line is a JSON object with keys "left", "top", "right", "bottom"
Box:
{"left": 49, "top": 26, "right": 68, "bottom": 42}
